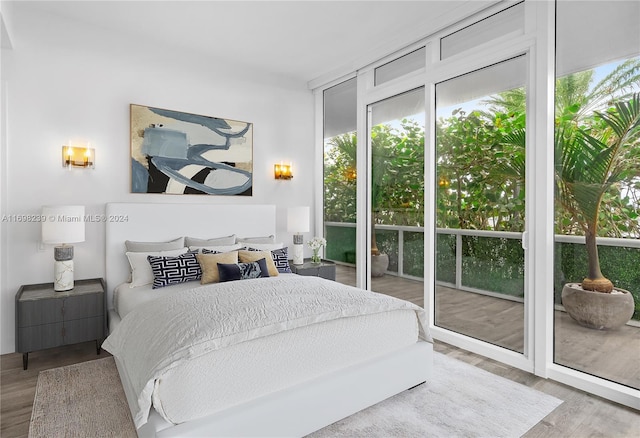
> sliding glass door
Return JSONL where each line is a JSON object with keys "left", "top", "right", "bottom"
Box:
{"left": 553, "top": 0, "right": 640, "bottom": 390}
{"left": 434, "top": 56, "right": 528, "bottom": 353}
{"left": 367, "top": 88, "right": 425, "bottom": 301}
{"left": 318, "top": 0, "right": 638, "bottom": 410}
{"left": 323, "top": 78, "right": 357, "bottom": 287}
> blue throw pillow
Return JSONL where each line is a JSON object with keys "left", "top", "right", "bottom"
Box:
{"left": 147, "top": 252, "right": 202, "bottom": 289}
{"left": 217, "top": 258, "right": 270, "bottom": 283}
{"left": 246, "top": 246, "right": 292, "bottom": 273}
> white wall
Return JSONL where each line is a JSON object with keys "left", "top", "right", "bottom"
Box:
{"left": 0, "top": 9, "right": 315, "bottom": 353}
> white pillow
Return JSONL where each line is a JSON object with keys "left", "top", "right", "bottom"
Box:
{"left": 126, "top": 248, "right": 188, "bottom": 288}
{"left": 238, "top": 235, "right": 275, "bottom": 244}
{"left": 188, "top": 243, "right": 244, "bottom": 253}
{"left": 125, "top": 237, "right": 185, "bottom": 252}
{"left": 185, "top": 234, "right": 236, "bottom": 247}
{"left": 241, "top": 242, "right": 284, "bottom": 251}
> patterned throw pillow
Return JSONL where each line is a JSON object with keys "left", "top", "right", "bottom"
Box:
{"left": 217, "top": 258, "right": 270, "bottom": 283}
{"left": 247, "top": 246, "right": 292, "bottom": 273}
{"left": 147, "top": 252, "right": 202, "bottom": 289}
{"left": 238, "top": 250, "right": 279, "bottom": 277}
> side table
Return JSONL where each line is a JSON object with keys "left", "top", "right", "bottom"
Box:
{"left": 289, "top": 259, "right": 336, "bottom": 281}
{"left": 15, "top": 278, "right": 106, "bottom": 370}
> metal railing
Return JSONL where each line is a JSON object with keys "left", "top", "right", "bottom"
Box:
{"left": 325, "top": 221, "right": 640, "bottom": 304}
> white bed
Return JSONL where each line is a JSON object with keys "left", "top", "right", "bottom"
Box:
{"left": 104, "top": 202, "right": 433, "bottom": 437}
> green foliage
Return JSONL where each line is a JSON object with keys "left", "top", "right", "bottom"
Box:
{"left": 460, "top": 236, "right": 525, "bottom": 297}
{"left": 324, "top": 133, "right": 358, "bottom": 224}
{"left": 323, "top": 58, "right": 639, "bottom": 315}
{"left": 436, "top": 108, "right": 526, "bottom": 231}
{"left": 324, "top": 119, "right": 425, "bottom": 227}
{"left": 403, "top": 232, "right": 425, "bottom": 277}
{"left": 436, "top": 234, "right": 456, "bottom": 284}
{"left": 556, "top": 94, "right": 640, "bottom": 235}
{"left": 324, "top": 226, "right": 356, "bottom": 263}
{"left": 375, "top": 230, "right": 399, "bottom": 272}
{"left": 434, "top": 234, "right": 525, "bottom": 297}
{"left": 371, "top": 121, "right": 425, "bottom": 227}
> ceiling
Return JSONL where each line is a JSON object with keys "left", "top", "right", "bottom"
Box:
{"left": 4, "top": 0, "right": 496, "bottom": 87}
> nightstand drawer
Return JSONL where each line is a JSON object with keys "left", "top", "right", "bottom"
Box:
{"left": 17, "top": 299, "right": 64, "bottom": 327}
{"left": 63, "top": 317, "right": 105, "bottom": 345}
{"left": 17, "top": 323, "right": 64, "bottom": 352}
{"left": 64, "top": 293, "right": 104, "bottom": 320}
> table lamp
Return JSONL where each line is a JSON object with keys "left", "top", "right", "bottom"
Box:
{"left": 287, "top": 206, "right": 309, "bottom": 265}
{"left": 41, "top": 205, "right": 85, "bottom": 291}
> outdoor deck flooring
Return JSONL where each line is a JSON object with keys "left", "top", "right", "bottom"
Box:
{"left": 335, "top": 264, "right": 640, "bottom": 390}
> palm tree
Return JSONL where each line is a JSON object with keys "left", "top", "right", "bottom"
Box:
{"left": 556, "top": 93, "right": 640, "bottom": 292}
{"left": 483, "top": 58, "right": 639, "bottom": 123}
{"left": 483, "top": 57, "right": 640, "bottom": 238}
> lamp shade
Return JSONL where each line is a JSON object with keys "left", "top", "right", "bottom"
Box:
{"left": 287, "top": 207, "right": 310, "bottom": 233}
{"left": 42, "top": 205, "right": 85, "bottom": 244}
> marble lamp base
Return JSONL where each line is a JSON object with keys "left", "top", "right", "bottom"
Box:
{"left": 292, "top": 244, "right": 304, "bottom": 265}
{"left": 53, "top": 245, "right": 75, "bottom": 291}
{"left": 292, "top": 233, "right": 304, "bottom": 265}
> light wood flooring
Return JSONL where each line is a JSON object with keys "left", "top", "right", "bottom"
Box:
{"left": 1, "top": 342, "right": 109, "bottom": 438}
{"left": 338, "top": 264, "right": 640, "bottom": 389}
{"left": 1, "top": 339, "right": 638, "bottom": 437}
{"left": 1, "top": 270, "right": 638, "bottom": 437}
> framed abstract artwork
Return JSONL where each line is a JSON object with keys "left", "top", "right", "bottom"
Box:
{"left": 130, "top": 104, "right": 253, "bottom": 195}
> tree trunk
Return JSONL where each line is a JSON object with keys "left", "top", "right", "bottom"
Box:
{"left": 584, "top": 228, "right": 603, "bottom": 279}
{"left": 371, "top": 213, "right": 380, "bottom": 256}
{"left": 582, "top": 226, "right": 613, "bottom": 293}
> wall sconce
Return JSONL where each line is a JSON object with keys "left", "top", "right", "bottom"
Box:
{"left": 63, "top": 146, "right": 95, "bottom": 169}
{"left": 274, "top": 162, "right": 293, "bottom": 180}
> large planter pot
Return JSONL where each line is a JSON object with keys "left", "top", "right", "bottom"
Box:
{"left": 371, "top": 253, "right": 389, "bottom": 277}
{"left": 561, "top": 283, "right": 635, "bottom": 330}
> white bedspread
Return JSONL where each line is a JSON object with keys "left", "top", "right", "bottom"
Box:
{"left": 102, "top": 275, "right": 430, "bottom": 428}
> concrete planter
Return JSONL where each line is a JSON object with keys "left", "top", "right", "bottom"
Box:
{"left": 371, "top": 253, "right": 389, "bottom": 277}
{"left": 561, "top": 283, "right": 635, "bottom": 330}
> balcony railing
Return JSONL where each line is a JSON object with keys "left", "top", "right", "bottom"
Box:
{"left": 325, "top": 221, "right": 640, "bottom": 320}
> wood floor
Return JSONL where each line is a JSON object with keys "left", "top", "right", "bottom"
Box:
{"left": 1, "top": 339, "right": 638, "bottom": 437}
{"left": 1, "top": 270, "right": 638, "bottom": 437}
{"left": 338, "top": 264, "right": 640, "bottom": 389}
{"left": 1, "top": 342, "right": 109, "bottom": 438}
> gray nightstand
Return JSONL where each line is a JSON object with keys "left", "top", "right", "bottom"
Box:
{"left": 15, "top": 278, "right": 106, "bottom": 370}
{"left": 289, "top": 259, "right": 336, "bottom": 281}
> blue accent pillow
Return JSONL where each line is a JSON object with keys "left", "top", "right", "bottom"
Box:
{"left": 147, "top": 252, "right": 201, "bottom": 289}
{"left": 247, "top": 246, "right": 292, "bottom": 273}
{"left": 217, "top": 258, "right": 270, "bottom": 283}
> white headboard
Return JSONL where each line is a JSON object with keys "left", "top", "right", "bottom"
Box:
{"left": 105, "top": 202, "right": 276, "bottom": 308}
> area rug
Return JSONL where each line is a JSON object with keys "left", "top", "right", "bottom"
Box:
{"left": 29, "top": 357, "right": 136, "bottom": 438}
{"left": 29, "top": 353, "right": 562, "bottom": 438}
{"left": 309, "top": 352, "right": 563, "bottom": 438}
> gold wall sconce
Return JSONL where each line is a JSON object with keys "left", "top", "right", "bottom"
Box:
{"left": 274, "top": 162, "right": 293, "bottom": 180}
{"left": 63, "top": 146, "right": 95, "bottom": 169}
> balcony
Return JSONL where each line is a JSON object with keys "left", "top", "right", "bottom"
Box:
{"left": 327, "top": 222, "right": 640, "bottom": 390}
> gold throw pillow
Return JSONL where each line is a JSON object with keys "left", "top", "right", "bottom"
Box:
{"left": 197, "top": 251, "right": 239, "bottom": 284}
